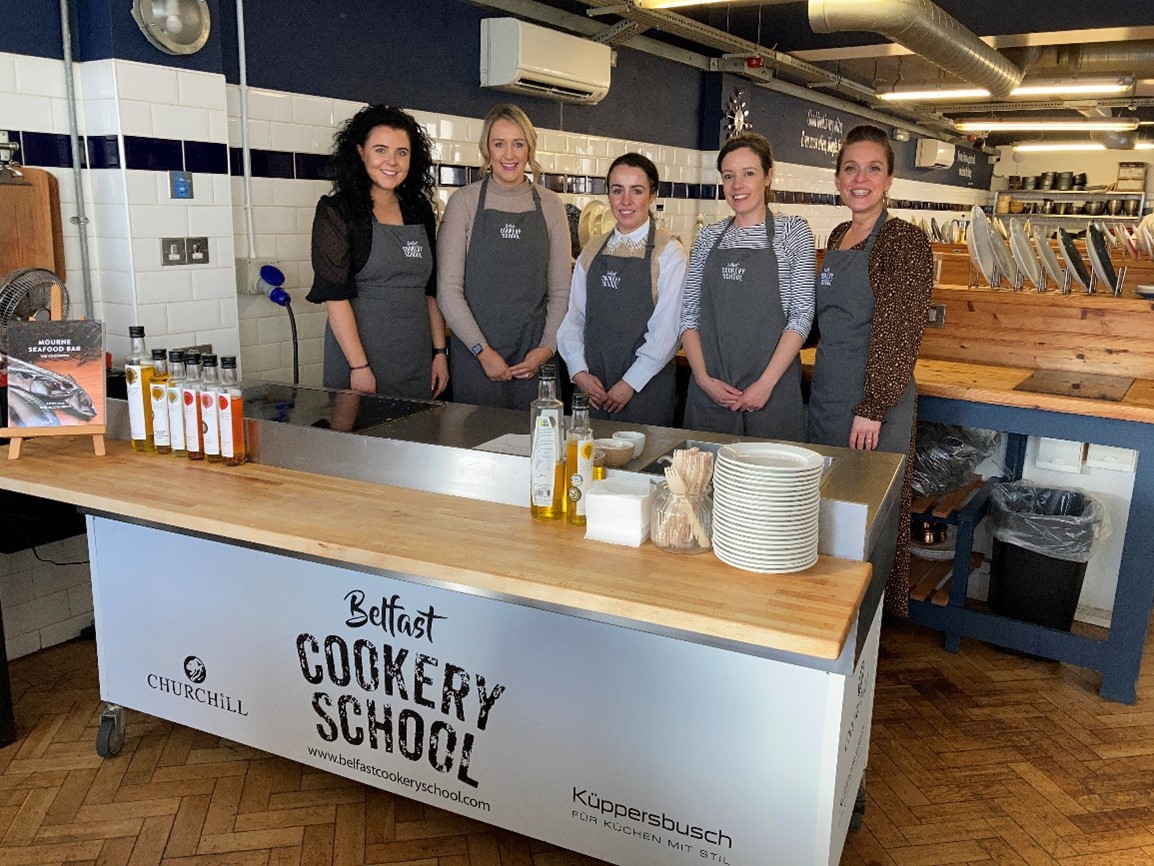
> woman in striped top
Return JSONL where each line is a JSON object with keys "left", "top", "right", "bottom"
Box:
{"left": 679, "top": 132, "right": 815, "bottom": 439}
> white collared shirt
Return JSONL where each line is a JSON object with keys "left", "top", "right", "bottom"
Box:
{"left": 557, "top": 220, "right": 688, "bottom": 393}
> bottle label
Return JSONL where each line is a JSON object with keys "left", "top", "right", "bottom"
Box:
{"left": 530, "top": 408, "right": 561, "bottom": 507}
{"left": 200, "top": 390, "right": 220, "bottom": 455}
{"left": 149, "top": 381, "right": 170, "bottom": 447}
{"left": 567, "top": 437, "right": 594, "bottom": 517}
{"left": 219, "top": 392, "right": 234, "bottom": 458}
{"left": 183, "top": 386, "right": 201, "bottom": 451}
{"left": 167, "top": 383, "right": 186, "bottom": 450}
{"left": 125, "top": 364, "right": 147, "bottom": 441}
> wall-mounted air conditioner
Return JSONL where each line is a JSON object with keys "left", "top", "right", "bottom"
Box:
{"left": 915, "top": 139, "right": 956, "bottom": 169}
{"left": 480, "top": 18, "right": 612, "bottom": 106}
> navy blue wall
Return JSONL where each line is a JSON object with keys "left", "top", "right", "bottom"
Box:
{"left": 3, "top": 0, "right": 222, "bottom": 71}
{"left": 708, "top": 75, "right": 991, "bottom": 189}
{"left": 215, "top": 0, "right": 705, "bottom": 150}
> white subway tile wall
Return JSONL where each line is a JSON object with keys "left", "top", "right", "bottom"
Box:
{"left": 1, "top": 52, "right": 992, "bottom": 654}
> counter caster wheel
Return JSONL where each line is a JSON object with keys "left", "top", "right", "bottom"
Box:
{"left": 95, "top": 705, "right": 125, "bottom": 758}
{"left": 849, "top": 781, "right": 867, "bottom": 831}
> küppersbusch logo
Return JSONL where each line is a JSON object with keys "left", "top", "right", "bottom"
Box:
{"left": 721, "top": 262, "right": 745, "bottom": 281}
{"left": 147, "top": 654, "right": 249, "bottom": 716}
{"left": 401, "top": 240, "right": 423, "bottom": 259}
{"left": 499, "top": 223, "right": 522, "bottom": 240}
{"left": 601, "top": 270, "right": 621, "bottom": 289}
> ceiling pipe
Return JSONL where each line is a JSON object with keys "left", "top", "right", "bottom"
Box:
{"left": 808, "top": 0, "right": 1023, "bottom": 97}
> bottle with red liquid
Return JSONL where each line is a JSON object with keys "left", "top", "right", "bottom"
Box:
{"left": 218, "top": 356, "right": 246, "bottom": 466}
{"left": 182, "top": 352, "right": 204, "bottom": 460}
{"left": 199, "top": 354, "right": 222, "bottom": 463}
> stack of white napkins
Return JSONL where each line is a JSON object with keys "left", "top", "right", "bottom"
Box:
{"left": 585, "top": 476, "right": 655, "bottom": 547}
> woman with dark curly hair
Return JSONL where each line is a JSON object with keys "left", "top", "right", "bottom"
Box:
{"left": 307, "top": 104, "right": 448, "bottom": 398}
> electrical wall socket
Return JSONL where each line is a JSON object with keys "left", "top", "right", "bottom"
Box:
{"left": 926, "top": 303, "right": 946, "bottom": 328}
{"left": 235, "top": 257, "right": 283, "bottom": 294}
{"left": 187, "top": 237, "right": 210, "bottom": 264}
{"left": 161, "top": 237, "right": 187, "bottom": 266}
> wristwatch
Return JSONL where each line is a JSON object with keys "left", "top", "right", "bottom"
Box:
{"left": 432, "top": 347, "right": 448, "bottom": 357}
{"left": 470, "top": 343, "right": 485, "bottom": 356}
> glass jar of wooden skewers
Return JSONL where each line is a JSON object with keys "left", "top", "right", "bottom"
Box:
{"left": 650, "top": 447, "right": 714, "bottom": 554}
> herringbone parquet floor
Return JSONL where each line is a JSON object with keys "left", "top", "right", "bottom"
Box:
{"left": 1, "top": 619, "right": 1153, "bottom": 866}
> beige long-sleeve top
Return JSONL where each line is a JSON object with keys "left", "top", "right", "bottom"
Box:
{"left": 436, "top": 178, "right": 572, "bottom": 354}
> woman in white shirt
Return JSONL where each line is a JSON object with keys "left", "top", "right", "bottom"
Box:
{"left": 557, "top": 153, "right": 688, "bottom": 426}
{"left": 679, "top": 132, "right": 815, "bottom": 439}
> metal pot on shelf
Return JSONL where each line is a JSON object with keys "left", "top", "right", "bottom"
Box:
{"left": 1085, "top": 200, "right": 1105, "bottom": 216}
{"left": 1106, "top": 199, "right": 1124, "bottom": 216}
{"left": 1123, "top": 199, "right": 1140, "bottom": 217}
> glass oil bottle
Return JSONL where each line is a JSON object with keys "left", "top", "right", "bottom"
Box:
{"left": 529, "top": 364, "right": 565, "bottom": 520}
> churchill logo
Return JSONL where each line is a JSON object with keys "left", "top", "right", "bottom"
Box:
{"left": 601, "top": 270, "right": 622, "bottom": 289}
{"left": 184, "top": 656, "right": 207, "bottom": 683}
{"left": 401, "top": 240, "right": 423, "bottom": 259}
{"left": 500, "top": 223, "right": 522, "bottom": 240}
{"left": 820, "top": 266, "right": 834, "bottom": 287}
{"left": 147, "top": 654, "right": 249, "bottom": 717}
{"left": 721, "top": 262, "right": 745, "bottom": 282}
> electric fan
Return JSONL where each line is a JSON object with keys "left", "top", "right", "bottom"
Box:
{"left": 0, "top": 268, "right": 71, "bottom": 354}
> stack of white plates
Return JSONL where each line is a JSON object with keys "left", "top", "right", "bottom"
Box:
{"left": 711, "top": 443, "right": 823, "bottom": 573}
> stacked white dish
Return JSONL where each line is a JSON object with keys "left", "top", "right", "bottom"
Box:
{"left": 711, "top": 443, "right": 823, "bottom": 573}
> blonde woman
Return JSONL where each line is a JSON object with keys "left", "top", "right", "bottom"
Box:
{"left": 437, "top": 104, "right": 571, "bottom": 410}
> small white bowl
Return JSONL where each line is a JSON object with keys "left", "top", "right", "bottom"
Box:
{"left": 613, "top": 431, "right": 646, "bottom": 458}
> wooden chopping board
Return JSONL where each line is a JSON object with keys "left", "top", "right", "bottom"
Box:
{"left": 0, "top": 167, "right": 66, "bottom": 277}
{"left": 1013, "top": 369, "right": 1134, "bottom": 402}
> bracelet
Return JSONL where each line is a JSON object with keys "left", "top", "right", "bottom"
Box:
{"left": 432, "top": 347, "right": 448, "bottom": 357}
{"left": 349, "top": 363, "right": 370, "bottom": 371}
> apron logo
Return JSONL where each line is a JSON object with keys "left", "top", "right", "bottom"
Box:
{"left": 721, "top": 263, "right": 745, "bottom": 281}
{"left": 401, "top": 240, "right": 423, "bottom": 259}
{"left": 820, "top": 266, "right": 834, "bottom": 286}
{"left": 601, "top": 270, "right": 621, "bottom": 289}
{"left": 499, "top": 223, "right": 522, "bottom": 240}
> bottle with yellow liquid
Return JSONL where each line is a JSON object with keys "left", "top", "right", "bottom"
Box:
{"left": 148, "top": 349, "right": 171, "bottom": 454}
{"left": 124, "top": 325, "right": 154, "bottom": 452}
{"left": 529, "top": 364, "right": 565, "bottom": 520}
{"left": 565, "top": 392, "right": 594, "bottom": 525}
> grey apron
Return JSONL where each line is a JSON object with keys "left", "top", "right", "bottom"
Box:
{"left": 323, "top": 222, "right": 432, "bottom": 399}
{"left": 450, "top": 177, "right": 550, "bottom": 411}
{"left": 684, "top": 214, "right": 805, "bottom": 439}
{"left": 584, "top": 222, "right": 676, "bottom": 427}
{"left": 807, "top": 212, "right": 915, "bottom": 453}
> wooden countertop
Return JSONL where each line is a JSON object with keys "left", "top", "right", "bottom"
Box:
{"left": 800, "top": 350, "right": 1154, "bottom": 425}
{"left": 0, "top": 439, "right": 871, "bottom": 661}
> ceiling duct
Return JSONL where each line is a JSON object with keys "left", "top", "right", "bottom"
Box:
{"left": 808, "top": 0, "right": 1023, "bottom": 97}
{"left": 1093, "top": 129, "right": 1138, "bottom": 150}
{"left": 1016, "top": 40, "right": 1154, "bottom": 79}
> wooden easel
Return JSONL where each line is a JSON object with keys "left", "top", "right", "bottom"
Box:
{"left": 0, "top": 285, "right": 106, "bottom": 459}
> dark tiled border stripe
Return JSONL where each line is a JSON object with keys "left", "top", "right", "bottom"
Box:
{"left": 124, "top": 135, "right": 182, "bottom": 172}
{"left": 184, "top": 140, "right": 228, "bottom": 175}
{"left": 4, "top": 129, "right": 978, "bottom": 210}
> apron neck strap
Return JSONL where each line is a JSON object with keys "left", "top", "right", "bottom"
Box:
{"left": 862, "top": 210, "right": 887, "bottom": 255}
{"left": 479, "top": 175, "right": 541, "bottom": 212}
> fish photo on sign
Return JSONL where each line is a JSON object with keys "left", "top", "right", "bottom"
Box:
{"left": 3, "top": 320, "right": 105, "bottom": 428}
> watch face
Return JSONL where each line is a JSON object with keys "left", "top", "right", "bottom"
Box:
{"left": 471, "top": 343, "right": 484, "bottom": 356}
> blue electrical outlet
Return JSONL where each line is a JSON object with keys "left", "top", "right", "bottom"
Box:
{"left": 169, "top": 170, "right": 193, "bottom": 200}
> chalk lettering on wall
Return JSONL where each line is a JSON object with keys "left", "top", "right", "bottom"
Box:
{"left": 801, "top": 109, "right": 845, "bottom": 158}
{"left": 956, "top": 149, "right": 976, "bottom": 180}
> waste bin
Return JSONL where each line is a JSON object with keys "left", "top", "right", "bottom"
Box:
{"left": 987, "top": 482, "right": 1109, "bottom": 631}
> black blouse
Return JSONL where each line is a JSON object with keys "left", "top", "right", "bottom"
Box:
{"left": 305, "top": 195, "right": 438, "bottom": 303}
